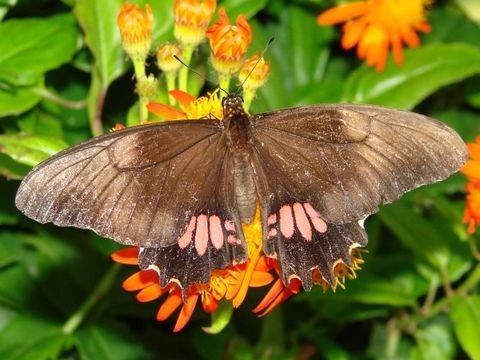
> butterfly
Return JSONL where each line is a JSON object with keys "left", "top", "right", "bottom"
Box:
{"left": 15, "top": 95, "right": 468, "bottom": 294}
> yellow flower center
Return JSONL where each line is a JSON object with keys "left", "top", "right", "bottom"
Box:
{"left": 184, "top": 89, "right": 223, "bottom": 119}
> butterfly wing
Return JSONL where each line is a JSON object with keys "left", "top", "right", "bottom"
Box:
{"left": 250, "top": 104, "right": 467, "bottom": 288}
{"left": 16, "top": 120, "right": 247, "bottom": 289}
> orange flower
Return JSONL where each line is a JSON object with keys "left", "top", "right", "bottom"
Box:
{"left": 206, "top": 7, "right": 253, "bottom": 76}
{"left": 238, "top": 54, "right": 271, "bottom": 91}
{"left": 117, "top": 2, "right": 154, "bottom": 61}
{"left": 254, "top": 248, "right": 364, "bottom": 316}
{"left": 147, "top": 89, "right": 223, "bottom": 120}
{"left": 156, "top": 43, "right": 183, "bottom": 73}
{"left": 317, "top": 0, "right": 432, "bottom": 72}
{"left": 461, "top": 137, "right": 480, "bottom": 234}
{"left": 174, "top": 0, "right": 216, "bottom": 47}
{"left": 112, "top": 249, "right": 274, "bottom": 332}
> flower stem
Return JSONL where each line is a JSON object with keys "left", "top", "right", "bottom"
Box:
{"left": 61, "top": 263, "right": 121, "bottom": 335}
{"left": 242, "top": 88, "right": 256, "bottom": 112}
{"left": 219, "top": 74, "right": 230, "bottom": 97}
{"left": 178, "top": 45, "right": 193, "bottom": 92}
{"left": 33, "top": 87, "right": 87, "bottom": 110}
{"left": 426, "top": 263, "right": 480, "bottom": 318}
{"left": 132, "top": 58, "right": 148, "bottom": 123}
{"left": 166, "top": 72, "right": 177, "bottom": 106}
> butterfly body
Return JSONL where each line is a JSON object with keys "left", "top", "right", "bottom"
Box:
{"left": 15, "top": 96, "right": 468, "bottom": 293}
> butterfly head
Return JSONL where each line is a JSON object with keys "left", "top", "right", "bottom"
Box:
{"left": 222, "top": 95, "right": 247, "bottom": 122}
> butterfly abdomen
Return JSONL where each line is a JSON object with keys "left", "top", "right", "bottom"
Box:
{"left": 232, "top": 152, "right": 256, "bottom": 224}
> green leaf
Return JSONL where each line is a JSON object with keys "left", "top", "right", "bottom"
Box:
{"left": 75, "top": 322, "right": 148, "bottom": 360}
{"left": 378, "top": 202, "right": 455, "bottom": 271}
{"left": 454, "top": 0, "right": 480, "bottom": 26}
{"left": 74, "top": 0, "right": 127, "bottom": 135}
{"left": 450, "top": 295, "right": 480, "bottom": 360}
{"left": 0, "top": 153, "right": 30, "bottom": 179}
{"left": 222, "top": 0, "right": 269, "bottom": 19}
{"left": 0, "top": 14, "right": 79, "bottom": 86}
{"left": 0, "top": 134, "right": 67, "bottom": 167}
{"left": 0, "top": 314, "right": 72, "bottom": 360}
{"left": 342, "top": 43, "right": 480, "bottom": 109}
{"left": 0, "top": 83, "right": 42, "bottom": 117}
{"left": 410, "top": 320, "right": 456, "bottom": 360}
{"left": 302, "top": 273, "right": 421, "bottom": 306}
{"left": 426, "top": 7, "right": 480, "bottom": 47}
{"left": 139, "top": 0, "right": 175, "bottom": 46}
{"left": 202, "top": 299, "right": 233, "bottom": 334}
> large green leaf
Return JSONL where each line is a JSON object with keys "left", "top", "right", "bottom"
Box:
{"left": 221, "top": 0, "right": 269, "bottom": 20}
{"left": 0, "top": 14, "right": 79, "bottom": 86}
{"left": 410, "top": 320, "right": 456, "bottom": 360}
{"left": 0, "top": 134, "right": 67, "bottom": 167}
{"left": 75, "top": 322, "right": 148, "bottom": 360}
{"left": 0, "top": 83, "right": 42, "bottom": 117}
{"left": 342, "top": 43, "right": 480, "bottom": 109}
{"left": 0, "top": 314, "right": 72, "bottom": 360}
{"left": 379, "top": 201, "right": 458, "bottom": 272}
{"left": 450, "top": 295, "right": 480, "bottom": 360}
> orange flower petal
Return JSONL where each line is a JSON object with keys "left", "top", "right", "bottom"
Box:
{"left": 468, "top": 143, "right": 480, "bottom": 161}
{"left": 122, "top": 270, "right": 159, "bottom": 291}
{"left": 252, "top": 278, "right": 284, "bottom": 314}
{"left": 232, "top": 251, "right": 260, "bottom": 308}
{"left": 317, "top": 2, "right": 368, "bottom": 26}
{"left": 136, "top": 284, "right": 167, "bottom": 302}
{"left": 341, "top": 18, "right": 367, "bottom": 49}
{"left": 416, "top": 22, "right": 431, "bottom": 33}
{"left": 157, "top": 289, "right": 183, "bottom": 321}
{"left": 173, "top": 293, "right": 199, "bottom": 332}
{"left": 169, "top": 90, "right": 196, "bottom": 108}
{"left": 147, "top": 102, "right": 186, "bottom": 119}
{"left": 391, "top": 32, "right": 404, "bottom": 66}
{"left": 401, "top": 27, "right": 420, "bottom": 48}
{"left": 461, "top": 161, "right": 480, "bottom": 179}
{"left": 249, "top": 271, "right": 274, "bottom": 287}
{"left": 111, "top": 247, "right": 139, "bottom": 265}
{"left": 256, "top": 279, "right": 302, "bottom": 317}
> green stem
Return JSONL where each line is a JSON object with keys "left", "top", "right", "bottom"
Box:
{"left": 62, "top": 263, "right": 121, "bottom": 335}
{"left": 385, "top": 318, "right": 401, "bottom": 358}
{"left": 178, "top": 45, "right": 193, "bottom": 92}
{"left": 132, "top": 58, "right": 148, "bottom": 122}
{"left": 469, "top": 237, "right": 480, "bottom": 261}
{"left": 166, "top": 72, "right": 177, "bottom": 106}
{"left": 427, "top": 263, "right": 480, "bottom": 318}
{"left": 242, "top": 88, "right": 256, "bottom": 112}
{"left": 219, "top": 74, "right": 231, "bottom": 97}
{"left": 33, "top": 87, "right": 87, "bottom": 110}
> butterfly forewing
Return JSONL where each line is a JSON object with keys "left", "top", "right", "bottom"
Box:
{"left": 16, "top": 120, "right": 248, "bottom": 289}
{"left": 250, "top": 104, "right": 468, "bottom": 286}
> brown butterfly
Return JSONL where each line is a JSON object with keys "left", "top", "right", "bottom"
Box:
{"left": 15, "top": 96, "right": 468, "bottom": 293}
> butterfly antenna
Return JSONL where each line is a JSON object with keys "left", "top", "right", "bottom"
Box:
{"left": 238, "top": 37, "right": 274, "bottom": 91}
{"left": 173, "top": 55, "right": 229, "bottom": 96}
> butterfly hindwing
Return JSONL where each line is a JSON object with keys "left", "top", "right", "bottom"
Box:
{"left": 250, "top": 104, "right": 467, "bottom": 286}
{"left": 16, "top": 120, "right": 247, "bottom": 290}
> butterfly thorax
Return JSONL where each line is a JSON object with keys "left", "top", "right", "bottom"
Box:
{"left": 223, "top": 95, "right": 257, "bottom": 224}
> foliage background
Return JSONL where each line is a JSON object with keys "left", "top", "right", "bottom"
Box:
{"left": 1, "top": 0, "right": 480, "bottom": 359}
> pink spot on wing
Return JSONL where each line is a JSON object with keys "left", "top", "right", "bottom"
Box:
{"left": 178, "top": 216, "right": 196, "bottom": 249}
{"left": 267, "top": 228, "right": 277, "bottom": 239}
{"left": 279, "top": 205, "right": 294, "bottom": 239}
{"left": 293, "top": 202, "right": 312, "bottom": 241}
{"left": 224, "top": 220, "right": 236, "bottom": 232}
{"left": 303, "top": 203, "right": 327, "bottom": 233}
{"left": 227, "top": 235, "right": 241, "bottom": 245}
{"left": 209, "top": 215, "right": 224, "bottom": 249}
{"left": 268, "top": 213, "right": 277, "bottom": 225}
{"left": 195, "top": 214, "right": 209, "bottom": 256}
